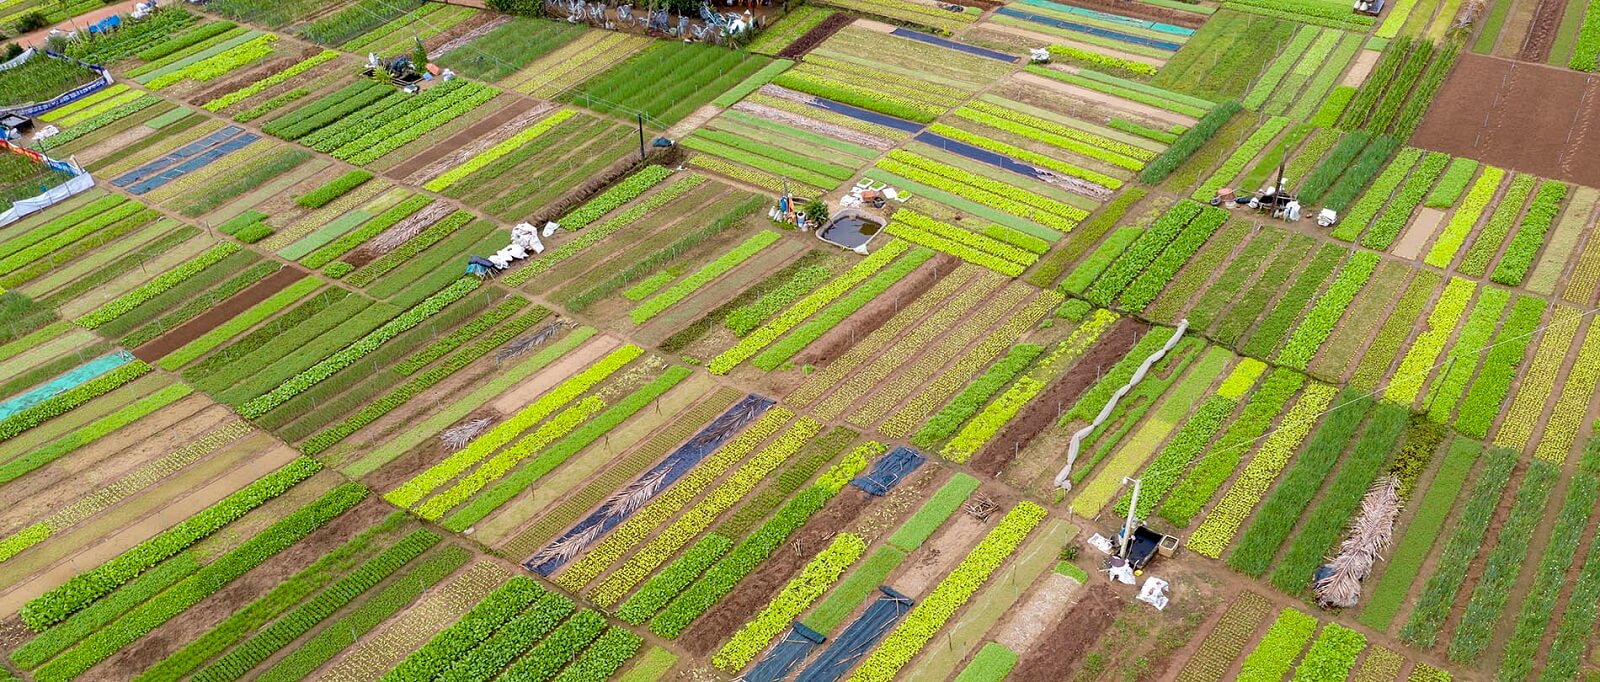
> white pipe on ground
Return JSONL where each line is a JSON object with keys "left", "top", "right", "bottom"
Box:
{"left": 1054, "top": 319, "right": 1189, "bottom": 490}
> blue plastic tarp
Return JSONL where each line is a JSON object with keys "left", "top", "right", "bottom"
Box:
{"left": 804, "top": 96, "right": 924, "bottom": 133}
{"left": 124, "top": 133, "right": 259, "bottom": 195}
{"left": 795, "top": 587, "right": 914, "bottom": 682}
{"left": 526, "top": 394, "right": 776, "bottom": 574}
{"left": 745, "top": 622, "right": 826, "bottom": 682}
{"left": 889, "top": 28, "right": 1018, "bottom": 62}
{"left": 995, "top": 7, "right": 1183, "bottom": 51}
{"left": 1014, "top": 0, "right": 1195, "bottom": 35}
{"left": 851, "top": 446, "right": 925, "bottom": 496}
{"left": 113, "top": 126, "right": 244, "bottom": 188}
{"left": 914, "top": 131, "right": 1049, "bottom": 183}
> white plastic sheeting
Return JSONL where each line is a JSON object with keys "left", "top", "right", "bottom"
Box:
{"left": 1054, "top": 320, "right": 1190, "bottom": 490}
{"left": 0, "top": 171, "right": 95, "bottom": 228}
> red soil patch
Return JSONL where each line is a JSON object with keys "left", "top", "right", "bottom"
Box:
{"left": 1411, "top": 53, "right": 1600, "bottom": 187}
{"left": 678, "top": 489, "right": 874, "bottom": 654}
{"left": 779, "top": 13, "right": 854, "bottom": 59}
{"left": 132, "top": 266, "right": 306, "bottom": 362}
{"left": 967, "top": 318, "right": 1147, "bottom": 477}
{"left": 1519, "top": 0, "right": 1567, "bottom": 62}
{"left": 1008, "top": 583, "right": 1123, "bottom": 681}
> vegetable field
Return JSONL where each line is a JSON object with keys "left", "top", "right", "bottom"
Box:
{"left": 0, "top": 0, "right": 1591, "bottom": 680}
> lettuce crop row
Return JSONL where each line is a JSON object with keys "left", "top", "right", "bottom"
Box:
{"left": 710, "top": 240, "right": 910, "bottom": 373}
{"left": 385, "top": 343, "right": 641, "bottom": 508}
{"left": 713, "top": 533, "right": 865, "bottom": 672}
{"left": 1454, "top": 296, "right": 1546, "bottom": 438}
{"left": 1333, "top": 147, "right": 1421, "bottom": 242}
{"left": 1361, "top": 150, "right": 1448, "bottom": 249}
{"left": 1384, "top": 277, "right": 1475, "bottom": 406}
{"left": 77, "top": 242, "right": 241, "bottom": 329}
{"left": 1493, "top": 180, "right": 1568, "bottom": 285}
{"left": 1189, "top": 383, "right": 1336, "bottom": 558}
{"left": 204, "top": 49, "right": 338, "bottom": 111}
{"left": 238, "top": 277, "right": 479, "bottom": 418}
{"left": 20, "top": 457, "right": 321, "bottom": 630}
{"left": 942, "top": 309, "right": 1119, "bottom": 463}
{"left": 585, "top": 418, "right": 822, "bottom": 605}
{"left": 1425, "top": 166, "right": 1505, "bottom": 268}
{"left": 631, "top": 231, "right": 781, "bottom": 323}
{"left": 848, "top": 502, "right": 1046, "bottom": 681}
{"left": 550, "top": 407, "right": 793, "bottom": 593}
{"left": 648, "top": 455, "right": 869, "bottom": 638}
{"left": 31, "top": 484, "right": 366, "bottom": 682}
{"left": 1398, "top": 446, "right": 1517, "bottom": 647}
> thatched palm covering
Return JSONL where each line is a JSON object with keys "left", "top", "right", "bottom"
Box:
{"left": 1315, "top": 475, "right": 1401, "bottom": 608}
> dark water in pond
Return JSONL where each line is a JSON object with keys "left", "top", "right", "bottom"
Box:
{"left": 819, "top": 215, "right": 882, "bottom": 249}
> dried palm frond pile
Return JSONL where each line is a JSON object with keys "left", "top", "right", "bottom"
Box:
{"left": 439, "top": 418, "right": 494, "bottom": 450}
{"left": 1315, "top": 475, "right": 1401, "bottom": 608}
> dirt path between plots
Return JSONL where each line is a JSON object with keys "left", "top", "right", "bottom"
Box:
{"left": 389, "top": 103, "right": 538, "bottom": 181}
{"left": 0, "top": 400, "right": 227, "bottom": 531}
{"left": 1520, "top": 0, "right": 1568, "bottom": 62}
{"left": 969, "top": 318, "right": 1147, "bottom": 478}
{"left": 85, "top": 498, "right": 398, "bottom": 680}
{"left": 679, "top": 490, "right": 875, "bottom": 655}
{"left": 0, "top": 444, "right": 297, "bottom": 616}
{"left": 1015, "top": 71, "right": 1194, "bottom": 127}
{"left": 358, "top": 333, "right": 615, "bottom": 493}
{"left": 132, "top": 266, "right": 306, "bottom": 362}
{"left": 794, "top": 255, "right": 956, "bottom": 368}
{"left": 1009, "top": 584, "right": 1122, "bottom": 681}
{"left": 10, "top": 0, "right": 141, "bottom": 47}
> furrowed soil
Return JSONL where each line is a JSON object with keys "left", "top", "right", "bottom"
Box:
{"left": 968, "top": 318, "right": 1147, "bottom": 477}
{"left": 1520, "top": 0, "right": 1569, "bottom": 62}
{"left": 777, "top": 13, "right": 855, "bottom": 59}
{"left": 1009, "top": 583, "right": 1122, "bottom": 681}
{"left": 133, "top": 266, "right": 307, "bottom": 362}
{"left": 1413, "top": 54, "right": 1600, "bottom": 187}
{"left": 677, "top": 489, "right": 875, "bottom": 654}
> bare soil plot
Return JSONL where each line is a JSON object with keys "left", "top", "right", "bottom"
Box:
{"left": 1413, "top": 54, "right": 1600, "bottom": 187}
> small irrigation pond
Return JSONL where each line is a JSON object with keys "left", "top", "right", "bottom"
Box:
{"left": 817, "top": 210, "right": 885, "bottom": 250}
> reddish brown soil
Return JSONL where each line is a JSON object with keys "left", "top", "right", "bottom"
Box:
{"left": 968, "top": 318, "right": 1147, "bottom": 477}
{"left": 526, "top": 147, "right": 683, "bottom": 227}
{"left": 794, "top": 254, "right": 957, "bottom": 368}
{"left": 1047, "top": 0, "right": 1205, "bottom": 27}
{"left": 779, "top": 13, "right": 855, "bottom": 59}
{"left": 188, "top": 54, "right": 302, "bottom": 106}
{"left": 97, "top": 497, "right": 397, "bottom": 678}
{"left": 360, "top": 406, "right": 499, "bottom": 490}
{"left": 132, "top": 266, "right": 306, "bottom": 362}
{"left": 424, "top": 11, "right": 496, "bottom": 52}
{"left": 679, "top": 489, "right": 874, "bottom": 654}
{"left": 1009, "top": 584, "right": 1123, "bottom": 681}
{"left": 386, "top": 104, "right": 529, "bottom": 180}
{"left": 1412, "top": 54, "right": 1600, "bottom": 187}
{"left": 1520, "top": 0, "right": 1568, "bottom": 61}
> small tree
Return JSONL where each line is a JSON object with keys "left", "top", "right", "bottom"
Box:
{"left": 13, "top": 11, "right": 48, "bottom": 33}
{"left": 802, "top": 198, "right": 828, "bottom": 225}
{"left": 411, "top": 37, "right": 428, "bottom": 73}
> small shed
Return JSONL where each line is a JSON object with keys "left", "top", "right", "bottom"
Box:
{"left": 1, "top": 114, "right": 32, "bottom": 139}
